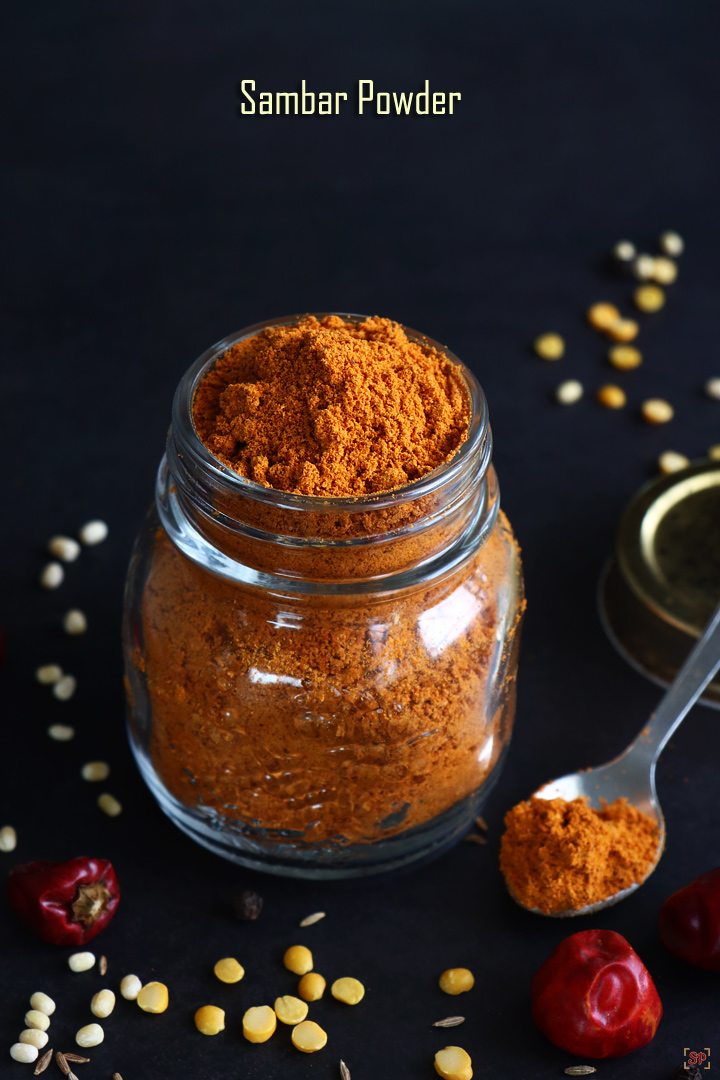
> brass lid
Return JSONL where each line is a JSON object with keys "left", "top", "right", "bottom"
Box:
{"left": 600, "top": 459, "right": 720, "bottom": 708}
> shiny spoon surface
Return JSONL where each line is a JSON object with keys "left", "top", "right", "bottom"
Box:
{"left": 523, "top": 600, "right": 720, "bottom": 917}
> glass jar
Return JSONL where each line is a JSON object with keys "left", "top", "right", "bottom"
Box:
{"left": 123, "top": 314, "right": 524, "bottom": 878}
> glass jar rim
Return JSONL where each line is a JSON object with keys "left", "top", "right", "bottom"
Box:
{"left": 171, "top": 311, "right": 490, "bottom": 513}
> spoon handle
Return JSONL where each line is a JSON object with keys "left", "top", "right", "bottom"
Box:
{"left": 626, "top": 601, "right": 720, "bottom": 767}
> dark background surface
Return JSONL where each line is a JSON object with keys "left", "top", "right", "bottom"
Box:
{"left": 2, "top": 2, "right": 720, "bottom": 1077}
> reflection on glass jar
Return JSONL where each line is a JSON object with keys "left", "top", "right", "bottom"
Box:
{"left": 123, "top": 315, "right": 524, "bottom": 877}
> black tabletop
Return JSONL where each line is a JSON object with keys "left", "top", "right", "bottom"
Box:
{"left": 2, "top": 3, "right": 720, "bottom": 1078}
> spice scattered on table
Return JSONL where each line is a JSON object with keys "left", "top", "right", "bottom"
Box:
{"left": 136, "top": 981, "right": 169, "bottom": 1013}
{"left": 274, "top": 996, "right": 308, "bottom": 1025}
{"left": 607, "top": 317, "right": 639, "bottom": 342}
{"left": 658, "top": 450, "right": 689, "bottom": 475}
{"left": 52, "top": 674, "right": 77, "bottom": 701}
{"left": 634, "top": 284, "right": 665, "bottom": 312}
{"left": 587, "top": 302, "right": 621, "bottom": 332}
{"left": 234, "top": 888, "right": 263, "bottom": 920}
{"left": 35, "top": 664, "right": 63, "bottom": 685}
{"left": 48, "top": 536, "right": 81, "bottom": 563}
{"left": 48, "top": 724, "right": 75, "bottom": 741}
{"left": 434, "top": 1045, "right": 473, "bottom": 1080}
{"left": 340, "top": 1062, "right": 351, "bottom": 1080}
{"left": 632, "top": 253, "right": 656, "bottom": 280}
{"left": 78, "top": 520, "right": 109, "bottom": 546}
{"left": 34, "top": 1047, "right": 53, "bottom": 1074}
{"left": 596, "top": 384, "right": 627, "bottom": 410}
{"left": 68, "top": 952, "right": 96, "bottom": 972}
{"left": 29, "top": 993, "right": 55, "bottom": 1016}
{"left": 11, "top": 1042, "right": 39, "bottom": 1063}
{"left": 19, "top": 1028, "right": 48, "bottom": 1049}
{"left": 213, "top": 957, "right": 244, "bottom": 983}
{"left": 463, "top": 833, "right": 486, "bottom": 845}
{"left": 194, "top": 1005, "right": 225, "bottom": 1035}
{"left": 62, "top": 609, "right": 88, "bottom": 636}
{"left": 99, "top": 955, "right": 107, "bottom": 976}
{"left": 0, "top": 825, "right": 17, "bottom": 852}
{"left": 438, "top": 968, "right": 474, "bottom": 995}
{"left": 75, "top": 1023, "right": 103, "bottom": 1048}
{"left": 660, "top": 230, "right": 684, "bottom": 257}
{"left": 564, "top": 1067, "right": 597, "bottom": 1076}
{"left": 81, "top": 761, "right": 110, "bottom": 782}
{"left": 119, "top": 974, "right": 142, "bottom": 1000}
{"left": 90, "top": 989, "right": 115, "bottom": 1017}
{"left": 500, "top": 796, "right": 659, "bottom": 914}
{"left": 555, "top": 379, "right": 583, "bottom": 405}
{"left": 652, "top": 256, "right": 678, "bottom": 284}
{"left": 608, "top": 344, "right": 642, "bottom": 370}
{"left": 242, "top": 1005, "right": 276, "bottom": 1043}
{"left": 331, "top": 977, "right": 365, "bottom": 1005}
{"left": 534, "top": 333, "right": 565, "bottom": 360}
{"left": 284, "top": 945, "right": 313, "bottom": 975}
{"left": 532, "top": 929, "right": 662, "bottom": 1057}
{"left": 39, "top": 563, "right": 64, "bottom": 590}
{"left": 613, "top": 240, "right": 635, "bottom": 262}
{"left": 25, "top": 1008, "right": 51, "bottom": 1031}
{"left": 7, "top": 856, "right": 119, "bottom": 944}
{"left": 705, "top": 377, "right": 720, "bottom": 401}
{"left": 97, "top": 793, "right": 122, "bottom": 817}
{"left": 432, "top": 1016, "right": 465, "bottom": 1028}
{"left": 299, "top": 911, "right": 326, "bottom": 927}
{"left": 641, "top": 397, "right": 674, "bottom": 424}
{"left": 291, "top": 1020, "right": 327, "bottom": 1053}
{"left": 298, "top": 972, "right": 326, "bottom": 1001}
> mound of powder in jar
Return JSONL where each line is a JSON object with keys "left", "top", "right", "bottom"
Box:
{"left": 192, "top": 315, "right": 469, "bottom": 497}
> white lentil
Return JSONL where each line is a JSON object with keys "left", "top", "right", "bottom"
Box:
{"left": 613, "top": 240, "right": 635, "bottom": 262}
{"left": 39, "top": 562, "right": 64, "bottom": 589}
{"left": 76, "top": 1023, "right": 104, "bottom": 1048}
{"left": 62, "top": 609, "right": 88, "bottom": 635}
{"left": 91, "top": 989, "right": 116, "bottom": 1018}
{"left": 534, "top": 332, "right": 565, "bottom": 360}
{"left": 652, "top": 256, "right": 678, "bottom": 284}
{"left": 120, "top": 974, "right": 143, "bottom": 1000}
{"left": 18, "top": 1029, "right": 48, "bottom": 1049}
{"left": 658, "top": 451, "right": 690, "bottom": 475}
{"left": 48, "top": 535, "right": 81, "bottom": 562}
{"left": 555, "top": 379, "right": 584, "bottom": 405}
{"left": 48, "top": 723, "right": 75, "bottom": 741}
{"left": 10, "top": 1043, "right": 38, "bottom": 1063}
{"left": 660, "top": 230, "right": 684, "bottom": 257}
{"left": 0, "top": 825, "right": 17, "bottom": 852}
{"left": 97, "top": 793, "right": 122, "bottom": 817}
{"left": 641, "top": 397, "right": 674, "bottom": 425}
{"left": 68, "top": 951, "right": 96, "bottom": 972}
{"left": 79, "top": 520, "right": 108, "bottom": 546}
{"left": 704, "top": 377, "right": 720, "bottom": 401}
{"left": 35, "top": 663, "right": 63, "bottom": 685}
{"left": 53, "top": 674, "right": 77, "bottom": 701}
{"left": 708, "top": 444, "right": 720, "bottom": 461}
{"left": 81, "top": 761, "right": 111, "bottom": 782}
{"left": 29, "top": 992, "right": 55, "bottom": 1016}
{"left": 24, "top": 1009, "right": 50, "bottom": 1031}
{"left": 632, "top": 254, "right": 656, "bottom": 280}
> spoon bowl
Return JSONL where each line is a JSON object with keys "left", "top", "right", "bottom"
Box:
{"left": 514, "top": 600, "right": 720, "bottom": 917}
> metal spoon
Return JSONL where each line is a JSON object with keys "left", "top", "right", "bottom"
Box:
{"left": 523, "top": 600, "right": 720, "bottom": 917}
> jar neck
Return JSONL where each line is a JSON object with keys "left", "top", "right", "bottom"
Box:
{"left": 156, "top": 315, "right": 499, "bottom": 593}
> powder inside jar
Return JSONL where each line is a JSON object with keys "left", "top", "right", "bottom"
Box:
{"left": 192, "top": 314, "right": 469, "bottom": 497}
{"left": 499, "top": 796, "right": 660, "bottom": 915}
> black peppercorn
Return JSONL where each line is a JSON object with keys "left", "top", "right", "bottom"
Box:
{"left": 234, "top": 888, "right": 263, "bottom": 920}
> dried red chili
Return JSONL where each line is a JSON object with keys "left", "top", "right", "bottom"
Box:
{"left": 532, "top": 929, "right": 662, "bottom": 1058}
{"left": 659, "top": 866, "right": 720, "bottom": 971}
{"left": 7, "top": 856, "right": 120, "bottom": 944}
